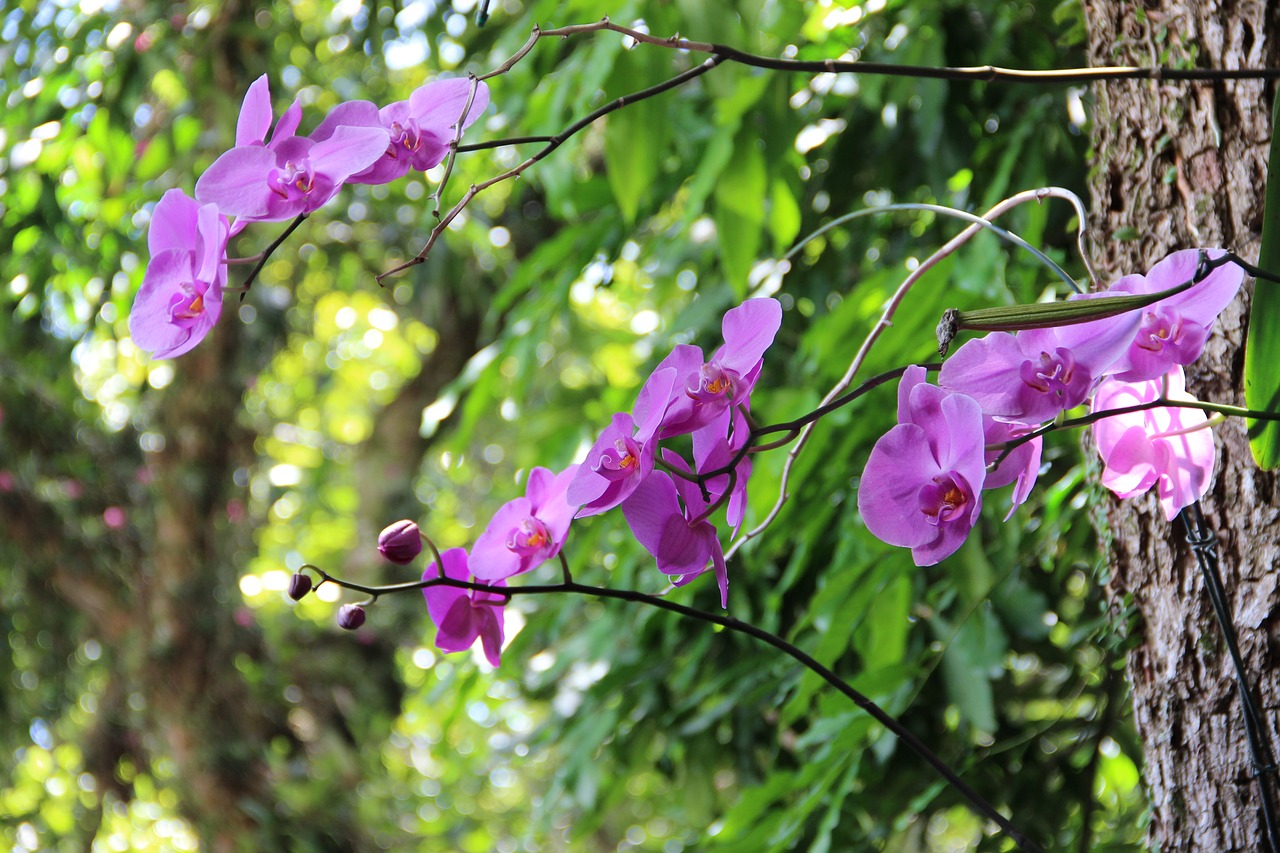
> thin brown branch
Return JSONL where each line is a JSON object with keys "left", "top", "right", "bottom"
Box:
{"left": 376, "top": 55, "right": 725, "bottom": 283}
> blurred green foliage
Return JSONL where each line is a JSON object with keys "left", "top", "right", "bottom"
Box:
{"left": 0, "top": 0, "right": 1146, "bottom": 850}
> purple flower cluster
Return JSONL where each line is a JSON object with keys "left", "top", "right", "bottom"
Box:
{"left": 860, "top": 249, "right": 1241, "bottom": 566}
{"left": 130, "top": 75, "right": 489, "bottom": 359}
{"left": 380, "top": 298, "right": 782, "bottom": 666}
{"left": 362, "top": 250, "right": 1240, "bottom": 662}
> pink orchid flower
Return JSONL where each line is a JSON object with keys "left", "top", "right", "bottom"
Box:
{"left": 939, "top": 309, "right": 1138, "bottom": 423}
{"left": 1090, "top": 249, "right": 1244, "bottom": 382}
{"left": 1091, "top": 366, "right": 1215, "bottom": 520}
{"left": 312, "top": 78, "right": 490, "bottom": 185}
{"left": 471, "top": 464, "right": 579, "bottom": 582}
{"left": 129, "top": 189, "right": 230, "bottom": 359}
{"left": 566, "top": 368, "right": 677, "bottom": 516}
{"left": 422, "top": 548, "right": 506, "bottom": 668}
{"left": 194, "top": 75, "right": 389, "bottom": 222}
{"left": 858, "top": 366, "right": 987, "bottom": 566}
{"left": 650, "top": 298, "right": 783, "bottom": 438}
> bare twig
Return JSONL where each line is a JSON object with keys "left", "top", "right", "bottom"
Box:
{"left": 377, "top": 55, "right": 725, "bottom": 283}
{"left": 381, "top": 12, "right": 1278, "bottom": 280}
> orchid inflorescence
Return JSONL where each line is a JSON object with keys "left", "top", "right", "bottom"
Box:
{"left": 306, "top": 251, "right": 1244, "bottom": 671}
{"left": 864, "top": 249, "right": 1242, "bottom": 566}
{"left": 129, "top": 74, "right": 489, "bottom": 358}
{"left": 130, "top": 77, "right": 1250, "bottom": 673}
{"left": 386, "top": 298, "right": 783, "bottom": 663}
{"left": 123, "top": 65, "right": 1280, "bottom": 853}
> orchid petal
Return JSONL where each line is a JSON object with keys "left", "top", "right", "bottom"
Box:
{"left": 634, "top": 367, "right": 678, "bottom": 442}
{"left": 273, "top": 98, "right": 303, "bottom": 142}
{"left": 621, "top": 470, "right": 682, "bottom": 557}
{"left": 235, "top": 75, "right": 273, "bottom": 146}
{"left": 194, "top": 203, "right": 226, "bottom": 285}
{"left": 434, "top": 596, "right": 479, "bottom": 652}
{"left": 720, "top": 298, "right": 783, "bottom": 375}
{"left": 940, "top": 333, "right": 1031, "bottom": 417}
{"left": 712, "top": 546, "right": 729, "bottom": 609}
{"left": 312, "top": 100, "right": 383, "bottom": 141}
{"left": 148, "top": 189, "right": 200, "bottom": 255}
{"left": 896, "top": 365, "right": 929, "bottom": 423}
{"left": 858, "top": 423, "right": 949, "bottom": 549}
{"left": 409, "top": 78, "right": 490, "bottom": 135}
{"left": 477, "top": 607, "right": 505, "bottom": 668}
{"left": 469, "top": 500, "right": 530, "bottom": 581}
{"left": 308, "top": 125, "right": 391, "bottom": 184}
{"left": 194, "top": 146, "right": 278, "bottom": 218}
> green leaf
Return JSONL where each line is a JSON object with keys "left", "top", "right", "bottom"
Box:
{"left": 714, "top": 133, "right": 767, "bottom": 297}
{"left": 1245, "top": 86, "right": 1280, "bottom": 468}
{"left": 930, "top": 609, "right": 1004, "bottom": 734}
{"left": 604, "top": 101, "right": 661, "bottom": 224}
{"left": 602, "top": 48, "right": 668, "bottom": 224}
{"left": 767, "top": 176, "right": 802, "bottom": 254}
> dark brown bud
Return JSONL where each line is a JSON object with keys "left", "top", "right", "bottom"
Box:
{"left": 287, "top": 572, "right": 313, "bottom": 601}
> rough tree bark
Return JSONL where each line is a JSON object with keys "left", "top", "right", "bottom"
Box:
{"left": 1085, "top": 2, "right": 1280, "bottom": 849}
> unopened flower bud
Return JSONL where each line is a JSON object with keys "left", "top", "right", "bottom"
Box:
{"left": 287, "top": 572, "right": 312, "bottom": 601}
{"left": 378, "top": 520, "right": 423, "bottom": 564}
{"left": 337, "top": 604, "right": 366, "bottom": 631}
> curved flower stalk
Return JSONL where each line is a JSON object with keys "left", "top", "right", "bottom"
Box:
{"left": 1091, "top": 365, "right": 1216, "bottom": 520}
{"left": 129, "top": 189, "right": 230, "bottom": 359}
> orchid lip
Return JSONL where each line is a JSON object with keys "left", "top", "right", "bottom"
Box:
{"left": 174, "top": 291, "right": 204, "bottom": 319}
{"left": 686, "top": 361, "right": 741, "bottom": 403}
{"left": 918, "top": 475, "right": 970, "bottom": 526}
{"left": 166, "top": 281, "right": 209, "bottom": 326}
{"left": 1136, "top": 311, "right": 1182, "bottom": 352}
{"left": 1020, "top": 348, "right": 1077, "bottom": 395}
{"left": 506, "top": 517, "right": 552, "bottom": 556}
{"left": 593, "top": 437, "right": 641, "bottom": 480}
{"left": 270, "top": 160, "right": 315, "bottom": 199}
{"left": 390, "top": 119, "right": 421, "bottom": 152}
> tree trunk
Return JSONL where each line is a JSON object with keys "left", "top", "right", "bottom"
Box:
{"left": 1085, "top": 2, "right": 1280, "bottom": 849}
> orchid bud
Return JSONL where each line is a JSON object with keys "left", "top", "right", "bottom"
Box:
{"left": 337, "top": 604, "right": 366, "bottom": 631}
{"left": 378, "top": 520, "right": 423, "bottom": 564}
{"left": 287, "top": 572, "right": 312, "bottom": 601}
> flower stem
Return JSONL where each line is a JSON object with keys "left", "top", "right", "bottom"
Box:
{"left": 306, "top": 565, "right": 1045, "bottom": 852}
{"left": 238, "top": 214, "right": 307, "bottom": 299}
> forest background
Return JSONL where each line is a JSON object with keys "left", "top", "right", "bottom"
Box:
{"left": 1, "top": 0, "right": 1263, "bottom": 850}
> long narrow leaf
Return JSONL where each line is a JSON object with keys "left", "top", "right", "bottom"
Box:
{"left": 1246, "top": 87, "right": 1280, "bottom": 468}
